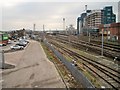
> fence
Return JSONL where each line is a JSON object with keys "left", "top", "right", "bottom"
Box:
{"left": 43, "top": 39, "right": 95, "bottom": 88}
{"left": 0, "top": 50, "right": 5, "bottom": 69}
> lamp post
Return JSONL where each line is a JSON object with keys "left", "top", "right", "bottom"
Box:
{"left": 33, "top": 24, "right": 36, "bottom": 32}
{"left": 101, "top": 25, "right": 105, "bottom": 56}
{"left": 102, "top": 24, "right": 110, "bottom": 56}
{"left": 89, "top": 32, "right": 90, "bottom": 43}
{"left": 43, "top": 24, "right": 45, "bottom": 40}
{"left": 63, "top": 18, "right": 66, "bottom": 34}
{"left": 101, "top": 28, "right": 104, "bottom": 56}
{"left": 66, "top": 26, "right": 68, "bottom": 35}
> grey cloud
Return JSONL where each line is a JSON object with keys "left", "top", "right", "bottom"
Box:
{"left": 2, "top": 2, "right": 119, "bottom": 31}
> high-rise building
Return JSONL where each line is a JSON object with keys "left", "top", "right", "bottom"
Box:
{"left": 77, "top": 13, "right": 87, "bottom": 34}
{"left": 118, "top": 1, "right": 120, "bottom": 22}
{"left": 85, "top": 9, "right": 103, "bottom": 29}
{"left": 77, "top": 17, "right": 81, "bottom": 34}
{"left": 77, "top": 5, "right": 116, "bottom": 35}
{"left": 102, "top": 6, "right": 116, "bottom": 24}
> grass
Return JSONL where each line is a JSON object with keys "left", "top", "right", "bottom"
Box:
{"left": 49, "top": 40, "right": 105, "bottom": 88}
{"left": 40, "top": 42, "right": 82, "bottom": 88}
{"left": 83, "top": 69, "right": 101, "bottom": 88}
{"left": 53, "top": 40, "right": 101, "bottom": 61}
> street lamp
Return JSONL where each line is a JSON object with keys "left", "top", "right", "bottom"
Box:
{"left": 101, "top": 28, "right": 104, "bottom": 56}
{"left": 89, "top": 31, "right": 90, "bottom": 43}
{"left": 43, "top": 24, "right": 45, "bottom": 40}
{"left": 63, "top": 18, "right": 65, "bottom": 33}
{"left": 102, "top": 24, "right": 110, "bottom": 56}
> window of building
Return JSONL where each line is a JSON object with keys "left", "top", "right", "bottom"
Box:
{"left": 112, "top": 17, "right": 115, "bottom": 19}
{"left": 107, "top": 9, "right": 111, "bottom": 11}
{"left": 107, "top": 13, "right": 111, "bottom": 15}
{"left": 112, "top": 20, "right": 115, "bottom": 22}
{"left": 107, "top": 17, "right": 110, "bottom": 19}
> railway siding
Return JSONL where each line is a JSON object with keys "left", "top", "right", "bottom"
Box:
{"left": 50, "top": 35, "right": 120, "bottom": 60}
{"left": 43, "top": 39, "right": 95, "bottom": 88}
{"left": 46, "top": 37, "right": 120, "bottom": 89}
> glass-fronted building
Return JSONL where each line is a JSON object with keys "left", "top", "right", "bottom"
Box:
{"left": 102, "top": 6, "right": 116, "bottom": 24}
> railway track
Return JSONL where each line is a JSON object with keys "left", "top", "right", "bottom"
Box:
{"left": 47, "top": 35, "right": 120, "bottom": 60}
{"left": 91, "top": 40, "right": 120, "bottom": 50}
{"left": 56, "top": 34, "right": 120, "bottom": 52}
{"left": 47, "top": 39, "right": 120, "bottom": 89}
{"left": 56, "top": 34, "right": 120, "bottom": 51}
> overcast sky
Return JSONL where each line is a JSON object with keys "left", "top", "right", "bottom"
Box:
{"left": 0, "top": 0, "right": 120, "bottom": 31}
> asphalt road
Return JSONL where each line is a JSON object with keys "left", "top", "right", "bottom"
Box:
{"left": 2, "top": 40, "right": 65, "bottom": 88}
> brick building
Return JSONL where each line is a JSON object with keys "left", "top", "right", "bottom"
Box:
{"left": 99, "top": 23, "right": 120, "bottom": 42}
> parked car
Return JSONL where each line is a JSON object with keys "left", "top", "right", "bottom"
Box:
{"left": 16, "top": 43, "right": 25, "bottom": 47}
{"left": 25, "top": 39, "right": 29, "bottom": 43}
{"left": 0, "top": 44, "right": 2, "bottom": 47}
{"left": 19, "top": 39, "right": 29, "bottom": 44}
{"left": 8, "top": 40, "right": 12, "bottom": 44}
{"left": 11, "top": 45, "right": 24, "bottom": 50}
{"left": 22, "top": 41, "right": 27, "bottom": 45}
{"left": 16, "top": 41, "right": 27, "bottom": 47}
{"left": 1, "top": 43, "right": 7, "bottom": 46}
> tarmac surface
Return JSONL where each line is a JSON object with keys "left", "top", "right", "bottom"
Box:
{"left": 2, "top": 40, "right": 65, "bottom": 88}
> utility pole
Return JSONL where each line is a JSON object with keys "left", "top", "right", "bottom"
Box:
{"left": 33, "top": 24, "right": 36, "bottom": 31}
{"left": 43, "top": 24, "right": 45, "bottom": 40}
{"left": 66, "top": 26, "right": 68, "bottom": 35}
{"left": 33, "top": 23, "right": 36, "bottom": 35}
{"left": 43, "top": 24, "right": 45, "bottom": 32}
{"left": 85, "top": 5, "right": 87, "bottom": 13}
{"left": 32, "top": 23, "right": 35, "bottom": 39}
{"left": 102, "top": 24, "right": 110, "bottom": 56}
{"left": 101, "top": 28, "right": 104, "bottom": 56}
{"left": 63, "top": 18, "right": 65, "bottom": 30}
{"left": 89, "top": 32, "right": 90, "bottom": 43}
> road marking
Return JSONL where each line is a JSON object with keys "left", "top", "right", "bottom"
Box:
{"left": 0, "top": 80, "right": 4, "bottom": 83}
{"left": 0, "top": 71, "right": 2, "bottom": 74}
{"left": 34, "top": 86, "right": 38, "bottom": 88}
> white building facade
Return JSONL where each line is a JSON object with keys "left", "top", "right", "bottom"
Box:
{"left": 118, "top": 1, "right": 120, "bottom": 22}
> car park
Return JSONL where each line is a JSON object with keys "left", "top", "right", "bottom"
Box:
{"left": 20, "top": 39, "right": 29, "bottom": 43}
{"left": 18, "top": 40, "right": 28, "bottom": 46}
{"left": 0, "top": 44, "right": 2, "bottom": 47}
{"left": 16, "top": 43, "right": 26, "bottom": 47}
{"left": 0, "top": 43, "right": 7, "bottom": 46}
{"left": 11, "top": 45, "right": 24, "bottom": 50}
{"left": 23, "top": 41, "right": 27, "bottom": 45}
{"left": 8, "top": 40, "right": 12, "bottom": 44}
{"left": 25, "top": 39, "right": 29, "bottom": 43}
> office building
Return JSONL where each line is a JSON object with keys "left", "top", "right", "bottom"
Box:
{"left": 77, "top": 6, "right": 116, "bottom": 35}
{"left": 85, "top": 9, "right": 103, "bottom": 29}
{"left": 118, "top": 1, "right": 120, "bottom": 22}
{"left": 77, "top": 17, "right": 81, "bottom": 34}
{"left": 102, "top": 6, "right": 116, "bottom": 24}
{"left": 77, "top": 13, "right": 87, "bottom": 34}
